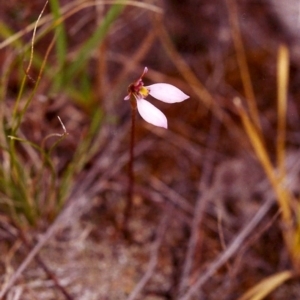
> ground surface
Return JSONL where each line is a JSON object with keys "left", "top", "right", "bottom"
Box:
{"left": 1, "top": 0, "right": 300, "bottom": 299}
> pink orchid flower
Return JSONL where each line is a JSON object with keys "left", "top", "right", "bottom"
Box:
{"left": 124, "top": 67, "right": 189, "bottom": 129}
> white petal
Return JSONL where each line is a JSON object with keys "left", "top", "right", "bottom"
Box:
{"left": 137, "top": 99, "right": 168, "bottom": 129}
{"left": 147, "top": 83, "right": 189, "bottom": 103}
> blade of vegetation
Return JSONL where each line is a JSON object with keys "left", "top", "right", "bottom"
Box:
{"left": 233, "top": 97, "right": 291, "bottom": 222}
{"left": 276, "top": 45, "right": 289, "bottom": 180}
{"left": 49, "top": 0, "right": 67, "bottom": 90}
{"left": 234, "top": 97, "right": 299, "bottom": 267}
{"left": 238, "top": 270, "right": 293, "bottom": 300}
{"left": 58, "top": 108, "right": 103, "bottom": 206}
{"left": 65, "top": 2, "right": 125, "bottom": 83}
{"left": 226, "top": 0, "right": 261, "bottom": 132}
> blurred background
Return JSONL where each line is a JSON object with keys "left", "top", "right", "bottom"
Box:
{"left": 1, "top": 0, "right": 300, "bottom": 299}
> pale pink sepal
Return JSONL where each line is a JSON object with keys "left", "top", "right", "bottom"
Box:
{"left": 147, "top": 83, "right": 189, "bottom": 103}
{"left": 137, "top": 99, "right": 168, "bottom": 129}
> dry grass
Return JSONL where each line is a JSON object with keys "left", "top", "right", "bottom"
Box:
{"left": 1, "top": 0, "right": 300, "bottom": 299}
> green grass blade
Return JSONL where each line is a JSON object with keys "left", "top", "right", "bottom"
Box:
{"left": 65, "top": 2, "right": 125, "bottom": 82}
{"left": 49, "top": 0, "right": 68, "bottom": 90}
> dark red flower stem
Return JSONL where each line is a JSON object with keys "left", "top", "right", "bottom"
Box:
{"left": 123, "top": 103, "right": 136, "bottom": 237}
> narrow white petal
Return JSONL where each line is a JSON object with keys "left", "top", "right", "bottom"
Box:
{"left": 137, "top": 99, "right": 168, "bottom": 129}
{"left": 147, "top": 83, "right": 189, "bottom": 103}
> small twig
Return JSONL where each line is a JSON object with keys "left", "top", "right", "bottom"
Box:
{"left": 126, "top": 210, "right": 171, "bottom": 300}
{"left": 149, "top": 176, "right": 194, "bottom": 215}
{"left": 231, "top": 206, "right": 280, "bottom": 277}
{"left": 16, "top": 228, "right": 73, "bottom": 300}
{"left": 179, "top": 197, "right": 274, "bottom": 300}
{"left": 178, "top": 117, "right": 220, "bottom": 296}
{"left": 0, "top": 195, "right": 89, "bottom": 298}
{"left": 71, "top": 123, "right": 130, "bottom": 198}
{"left": 78, "top": 140, "right": 153, "bottom": 200}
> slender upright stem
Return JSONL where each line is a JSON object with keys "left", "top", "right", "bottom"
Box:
{"left": 123, "top": 106, "right": 136, "bottom": 235}
{"left": 128, "top": 106, "right": 136, "bottom": 205}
